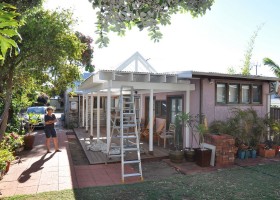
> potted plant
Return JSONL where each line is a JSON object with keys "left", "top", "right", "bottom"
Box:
{"left": 0, "top": 132, "right": 24, "bottom": 153}
{"left": 24, "top": 113, "right": 40, "bottom": 150}
{"left": 169, "top": 112, "right": 188, "bottom": 163}
{"left": 0, "top": 148, "right": 15, "bottom": 174}
{"left": 184, "top": 114, "right": 201, "bottom": 162}
{"left": 195, "top": 122, "right": 212, "bottom": 167}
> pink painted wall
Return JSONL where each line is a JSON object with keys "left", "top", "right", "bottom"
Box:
{"left": 140, "top": 78, "right": 270, "bottom": 148}
{"left": 191, "top": 78, "right": 270, "bottom": 125}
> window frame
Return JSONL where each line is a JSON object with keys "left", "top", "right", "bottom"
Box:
{"left": 215, "top": 82, "right": 263, "bottom": 105}
{"left": 155, "top": 100, "right": 167, "bottom": 118}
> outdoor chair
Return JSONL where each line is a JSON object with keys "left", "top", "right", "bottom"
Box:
{"left": 141, "top": 117, "right": 166, "bottom": 145}
{"left": 158, "top": 123, "right": 175, "bottom": 148}
{"left": 140, "top": 117, "right": 156, "bottom": 140}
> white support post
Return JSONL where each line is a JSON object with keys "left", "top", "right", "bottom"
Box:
{"left": 90, "top": 93, "right": 94, "bottom": 137}
{"left": 106, "top": 81, "right": 112, "bottom": 153}
{"left": 82, "top": 94, "right": 85, "bottom": 127}
{"left": 97, "top": 92, "right": 101, "bottom": 141}
{"left": 185, "top": 90, "right": 190, "bottom": 148}
{"left": 78, "top": 95, "right": 81, "bottom": 127}
{"left": 85, "top": 94, "right": 88, "bottom": 132}
{"left": 139, "top": 94, "right": 143, "bottom": 122}
{"left": 149, "top": 89, "right": 154, "bottom": 154}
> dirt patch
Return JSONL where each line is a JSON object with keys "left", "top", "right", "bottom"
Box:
{"left": 68, "top": 137, "right": 89, "bottom": 165}
{"left": 132, "top": 161, "right": 181, "bottom": 181}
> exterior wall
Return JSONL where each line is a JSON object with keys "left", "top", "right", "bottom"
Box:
{"left": 64, "top": 95, "right": 79, "bottom": 128}
{"left": 50, "top": 98, "right": 63, "bottom": 110}
{"left": 190, "top": 78, "right": 270, "bottom": 126}
{"left": 189, "top": 79, "right": 201, "bottom": 116}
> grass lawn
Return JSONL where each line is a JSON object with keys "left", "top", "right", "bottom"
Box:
{"left": 3, "top": 162, "right": 280, "bottom": 200}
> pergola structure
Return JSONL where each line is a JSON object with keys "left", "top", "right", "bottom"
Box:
{"left": 78, "top": 70, "right": 195, "bottom": 154}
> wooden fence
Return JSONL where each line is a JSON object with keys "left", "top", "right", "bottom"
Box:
{"left": 270, "top": 107, "right": 280, "bottom": 121}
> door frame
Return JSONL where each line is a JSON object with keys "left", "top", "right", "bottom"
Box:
{"left": 166, "top": 95, "right": 184, "bottom": 129}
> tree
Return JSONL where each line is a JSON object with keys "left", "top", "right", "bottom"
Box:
{"left": 0, "top": 8, "right": 93, "bottom": 135}
{"left": 3, "top": 0, "right": 43, "bottom": 14}
{"left": 89, "top": 0, "right": 214, "bottom": 47}
{"left": 76, "top": 32, "right": 95, "bottom": 72}
{"left": 241, "top": 23, "right": 264, "bottom": 75}
{"left": 263, "top": 58, "right": 280, "bottom": 77}
{"left": 227, "top": 66, "right": 236, "bottom": 74}
{"left": 0, "top": 3, "right": 21, "bottom": 63}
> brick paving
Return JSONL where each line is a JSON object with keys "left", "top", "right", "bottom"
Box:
{"left": 0, "top": 128, "right": 140, "bottom": 198}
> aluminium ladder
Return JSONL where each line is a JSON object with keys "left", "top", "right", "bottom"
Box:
{"left": 107, "top": 86, "right": 143, "bottom": 182}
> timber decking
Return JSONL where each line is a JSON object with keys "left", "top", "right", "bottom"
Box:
{"left": 74, "top": 128, "right": 169, "bottom": 165}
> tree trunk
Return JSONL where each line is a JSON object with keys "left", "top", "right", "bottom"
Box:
{"left": 0, "top": 66, "right": 14, "bottom": 138}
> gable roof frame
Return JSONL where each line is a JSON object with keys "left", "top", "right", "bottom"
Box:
{"left": 115, "top": 51, "right": 157, "bottom": 73}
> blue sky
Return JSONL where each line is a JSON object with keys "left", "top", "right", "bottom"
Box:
{"left": 44, "top": 0, "right": 280, "bottom": 77}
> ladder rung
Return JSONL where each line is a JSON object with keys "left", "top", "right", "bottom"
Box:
{"left": 124, "top": 147, "right": 138, "bottom": 151}
{"left": 123, "top": 173, "right": 142, "bottom": 178}
{"left": 108, "top": 154, "right": 121, "bottom": 157}
{"left": 113, "top": 135, "right": 137, "bottom": 139}
{"left": 113, "top": 116, "right": 130, "bottom": 119}
{"left": 113, "top": 126, "right": 130, "bottom": 129}
{"left": 123, "top": 160, "right": 140, "bottom": 164}
{"left": 123, "top": 102, "right": 133, "bottom": 104}
{"left": 123, "top": 124, "right": 137, "bottom": 128}
{"left": 123, "top": 135, "right": 137, "bottom": 139}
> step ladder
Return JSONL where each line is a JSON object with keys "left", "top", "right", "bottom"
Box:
{"left": 107, "top": 86, "right": 143, "bottom": 182}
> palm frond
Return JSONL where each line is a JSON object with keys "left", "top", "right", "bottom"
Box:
{"left": 263, "top": 57, "right": 280, "bottom": 77}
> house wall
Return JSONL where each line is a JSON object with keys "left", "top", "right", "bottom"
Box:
{"left": 64, "top": 95, "right": 79, "bottom": 128}
{"left": 190, "top": 78, "right": 270, "bottom": 125}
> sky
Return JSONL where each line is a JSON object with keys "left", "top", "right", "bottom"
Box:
{"left": 44, "top": 0, "right": 280, "bottom": 77}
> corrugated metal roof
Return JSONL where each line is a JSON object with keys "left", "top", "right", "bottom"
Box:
{"left": 178, "top": 70, "right": 279, "bottom": 81}
{"left": 99, "top": 69, "right": 177, "bottom": 76}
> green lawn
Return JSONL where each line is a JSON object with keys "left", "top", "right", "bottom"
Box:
{"left": 4, "top": 163, "right": 280, "bottom": 200}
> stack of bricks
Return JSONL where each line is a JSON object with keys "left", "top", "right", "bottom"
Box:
{"left": 204, "top": 134, "right": 235, "bottom": 167}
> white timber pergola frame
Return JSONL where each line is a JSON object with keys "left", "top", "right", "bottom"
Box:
{"left": 78, "top": 70, "right": 195, "bottom": 153}
{"left": 115, "top": 51, "right": 157, "bottom": 73}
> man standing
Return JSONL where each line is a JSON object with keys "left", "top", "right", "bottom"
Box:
{"left": 44, "top": 107, "right": 60, "bottom": 153}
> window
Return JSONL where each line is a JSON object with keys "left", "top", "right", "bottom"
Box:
{"left": 155, "top": 100, "right": 166, "bottom": 118}
{"left": 241, "top": 85, "right": 250, "bottom": 103}
{"left": 228, "top": 84, "right": 239, "bottom": 103}
{"left": 170, "top": 98, "right": 182, "bottom": 124}
{"left": 252, "top": 85, "right": 262, "bottom": 103}
{"left": 216, "top": 83, "right": 226, "bottom": 103}
{"left": 216, "top": 82, "right": 262, "bottom": 105}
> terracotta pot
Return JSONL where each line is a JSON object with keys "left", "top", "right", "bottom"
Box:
{"left": 5, "top": 161, "right": 11, "bottom": 174}
{"left": 169, "top": 150, "right": 184, "bottom": 163}
{"left": 259, "top": 148, "right": 275, "bottom": 158}
{"left": 0, "top": 170, "right": 4, "bottom": 180}
{"left": 272, "top": 145, "right": 280, "bottom": 156}
{"left": 24, "top": 133, "right": 35, "bottom": 150}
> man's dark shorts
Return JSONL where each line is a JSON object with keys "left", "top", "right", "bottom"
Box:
{"left": 45, "top": 128, "right": 57, "bottom": 138}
